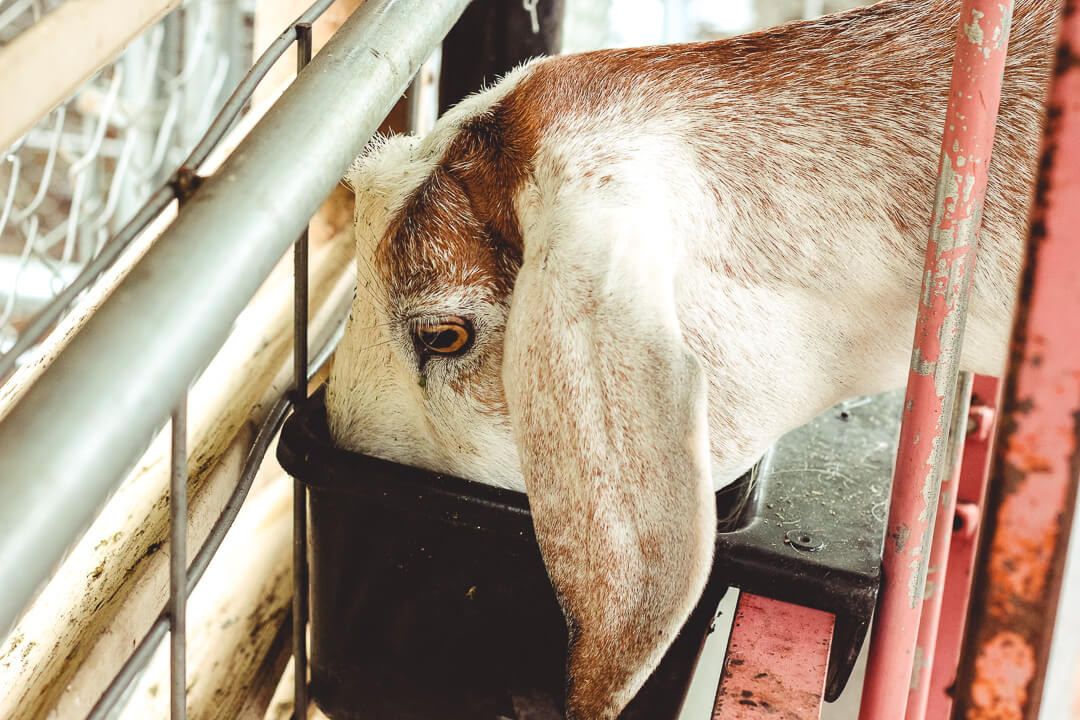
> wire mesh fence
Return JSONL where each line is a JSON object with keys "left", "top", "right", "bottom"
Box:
{"left": 0, "top": 0, "right": 253, "bottom": 356}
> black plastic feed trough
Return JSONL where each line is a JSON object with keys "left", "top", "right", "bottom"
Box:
{"left": 276, "top": 387, "right": 900, "bottom": 719}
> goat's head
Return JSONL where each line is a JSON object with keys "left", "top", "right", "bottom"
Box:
{"left": 326, "top": 61, "right": 714, "bottom": 720}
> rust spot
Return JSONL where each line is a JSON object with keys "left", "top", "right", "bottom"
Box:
{"left": 967, "top": 631, "right": 1036, "bottom": 719}
{"left": 894, "top": 523, "right": 911, "bottom": 553}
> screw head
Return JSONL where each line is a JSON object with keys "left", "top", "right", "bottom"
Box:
{"left": 786, "top": 529, "right": 824, "bottom": 552}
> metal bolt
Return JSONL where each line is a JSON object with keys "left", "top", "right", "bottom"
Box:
{"left": 786, "top": 529, "right": 824, "bottom": 552}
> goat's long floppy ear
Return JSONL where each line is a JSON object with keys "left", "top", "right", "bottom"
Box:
{"left": 503, "top": 205, "right": 715, "bottom": 720}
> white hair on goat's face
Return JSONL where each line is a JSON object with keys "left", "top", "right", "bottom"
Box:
{"left": 327, "top": 64, "right": 535, "bottom": 490}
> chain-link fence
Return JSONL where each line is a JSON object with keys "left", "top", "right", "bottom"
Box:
{"left": 0, "top": 0, "right": 253, "bottom": 356}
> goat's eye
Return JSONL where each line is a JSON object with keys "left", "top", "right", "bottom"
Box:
{"left": 413, "top": 317, "right": 472, "bottom": 356}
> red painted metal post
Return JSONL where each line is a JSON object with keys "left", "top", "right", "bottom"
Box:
{"left": 926, "top": 376, "right": 1000, "bottom": 719}
{"left": 858, "top": 3, "right": 1014, "bottom": 719}
{"left": 951, "top": 2, "right": 1080, "bottom": 716}
{"left": 713, "top": 593, "right": 833, "bottom": 719}
{"left": 906, "top": 373, "right": 975, "bottom": 719}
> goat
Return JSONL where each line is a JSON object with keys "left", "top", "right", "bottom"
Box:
{"left": 325, "top": 1, "right": 1059, "bottom": 717}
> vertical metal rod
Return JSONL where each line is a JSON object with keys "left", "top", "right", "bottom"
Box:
{"left": 293, "top": 22, "right": 311, "bottom": 401}
{"left": 405, "top": 47, "right": 442, "bottom": 137}
{"left": 951, "top": 0, "right": 1080, "bottom": 714}
{"left": 168, "top": 165, "right": 197, "bottom": 720}
{"left": 858, "top": 2, "right": 1013, "bottom": 719}
{"left": 905, "top": 371, "right": 973, "bottom": 719}
{"left": 292, "top": 22, "right": 312, "bottom": 720}
{"left": 169, "top": 399, "right": 187, "bottom": 720}
{"left": 925, "top": 376, "right": 1000, "bottom": 719}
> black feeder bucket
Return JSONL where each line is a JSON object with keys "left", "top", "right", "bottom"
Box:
{"left": 277, "top": 388, "right": 895, "bottom": 719}
{"left": 277, "top": 389, "right": 751, "bottom": 720}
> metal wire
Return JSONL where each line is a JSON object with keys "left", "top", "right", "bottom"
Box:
{"left": 0, "top": 0, "right": 335, "bottom": 383}
{"left": 292, "top": 21, "right": 313, "bottom": 720}
{"left": 83, "top": 309, "right": 346, "bottom": 720}
{"left": 169, "top": 400, "right": 188, "bottom": 720}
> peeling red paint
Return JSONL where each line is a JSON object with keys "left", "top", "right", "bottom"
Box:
{"left": 926, "top": 378, "right": 1001, "bottom": 720}
{"left": 907, "top": 374, "right": 976, "bottom": 718}
{"left": 860, "top": 3, "right": 1014, "bottom": 719}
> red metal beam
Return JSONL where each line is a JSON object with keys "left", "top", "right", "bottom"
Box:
{"left": 713, "top": 593, "right": 833, "bottom": 719}
{"left": 951, "top": 1, "right": 1080, "bottom": 716}
{"left": 859, "top": 2, "right": 1014, "bottom": 719}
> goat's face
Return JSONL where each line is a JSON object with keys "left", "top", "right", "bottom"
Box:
{"left": 327, "top": 133, "right": 525, "bottom": 490}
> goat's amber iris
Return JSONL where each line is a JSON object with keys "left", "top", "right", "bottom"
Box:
{"left": 413, "top": 317, "right": 472, "bottom": 356}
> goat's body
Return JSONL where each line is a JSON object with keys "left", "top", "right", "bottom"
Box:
{"left": 326, "top": 2, "right": 1060, "bottom": 715}
{"left": 548, "top": 0, "right": 1057, "bottom": 479}
{"left": 331, "top": 0, "right": 1056, "bottom": 489}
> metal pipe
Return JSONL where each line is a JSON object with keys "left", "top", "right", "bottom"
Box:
{"left": 858, "top": 2, "right": 1014, "bottom": 718}
{"left": 405, "top": 48, "right": 442, "bottom": 138}
{"left": 905, "top": 371, "right": 973, "bottom": 719}
{"left": 952, "top": 0, "right": 1080, "bottom": 714}
{"left": 925, "top": 376, "right": 1000, "bottom": 719}
{"left": 291, "top": 21, "right": 312, "bottom": 720}
{"left": 169, "top": 401, "right": 188, "bottom": 720}
{"left": 0, "top": 0, "right": 471, "bottom": 639}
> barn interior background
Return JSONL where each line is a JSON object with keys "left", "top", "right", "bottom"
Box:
{"left": 1, "top": 0, "right": 1078, "bottom": 719}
